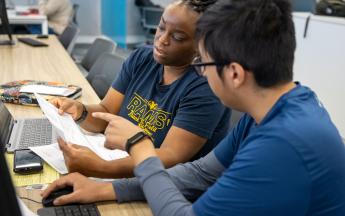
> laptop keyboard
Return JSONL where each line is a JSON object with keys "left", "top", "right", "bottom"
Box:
{"left": 52, "top": 205, "right": 100, "bottom": 216}
{"left": 18, "top": 119, "right": 52, "bottom": 148}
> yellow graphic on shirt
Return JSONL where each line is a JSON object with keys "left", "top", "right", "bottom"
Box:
{"left": 127, "top": 93, "right": 172, "bottom": 137}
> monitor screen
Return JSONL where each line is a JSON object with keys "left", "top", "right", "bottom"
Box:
{"left": 290, "top": 0, "right": 316, "bottom": 12}
{"left": 0, "top": 0, "right": 15, "bottom": 45}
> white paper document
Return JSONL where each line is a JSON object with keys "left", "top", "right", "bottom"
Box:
{"left": 32, "top": 93, "right": 128, "bottom": 174}
{"left": 30, "top": 134, "right": 129, "bottom": 174}
{"left": 30, "top": 143, "right": 68, "bottom": 174}
{"left": 34, "top": 93, "right": 99, "bottom": 154}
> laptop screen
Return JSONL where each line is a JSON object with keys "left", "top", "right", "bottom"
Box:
{"left": 0, "top": 151, "right": 22, "bottom": 216}
{"left": 0, "top": 101, "right": 14, "bottom": 151}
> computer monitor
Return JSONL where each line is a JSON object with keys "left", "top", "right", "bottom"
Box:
{"left": 0, "top": 0, "right": 15, "bottom": 45}
{"left": 290, "top": 0, "right": 316, "bottom": 12}
{"left": 0, "top": 151, "right": 22, "bottom": 216}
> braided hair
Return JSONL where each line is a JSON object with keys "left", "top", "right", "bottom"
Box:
{"left": 180, "top": 0, "right": 217, "bottom": 13}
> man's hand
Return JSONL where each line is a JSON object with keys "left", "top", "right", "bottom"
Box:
{"left": 92, "top": 112, "right": 143, "bottom": 150}
{"left": 41, "top": 173, "right": 115, "bottom": 206}
{"left": 57, "top": 138, "right": 107, "bottom": 176}
{"left": 50, "top": 97, "right": 84, "bottom": 120}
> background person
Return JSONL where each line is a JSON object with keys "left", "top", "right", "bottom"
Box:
{"left": 38, "top": 0, "right": 73, "bottom": 34}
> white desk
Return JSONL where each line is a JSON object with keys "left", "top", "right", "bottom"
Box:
{"left": 7, "top": 7, "right": 48, "bottom": 35}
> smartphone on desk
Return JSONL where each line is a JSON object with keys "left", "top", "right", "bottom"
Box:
{"left": 13, "top": 149, "right": 43, "bottom": 174}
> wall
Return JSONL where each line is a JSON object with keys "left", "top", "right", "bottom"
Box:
{"left": 70, "top": 0, "right": 101, "bottom": 36}
{"left": 293, "top": 12, "right": 345, "bottom": 138}
{"left": 125, "top": 0, "right": 145, "bottom": 46}
{"left": 101, "top": 0, "right": 145, "bottom": 48}
{"left": 101, "top": 0, "right": 126, "bottom": 47}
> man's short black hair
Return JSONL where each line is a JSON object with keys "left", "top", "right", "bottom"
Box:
{"left": 196, "top": 0, "right": 296, "bottom": 88}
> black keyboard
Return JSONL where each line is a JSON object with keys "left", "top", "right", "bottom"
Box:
{"left": 37, "top": 204, "right": 100, "bottom": 216}
{"left": 17, "top": 37, "right": 48, "bottom": 47}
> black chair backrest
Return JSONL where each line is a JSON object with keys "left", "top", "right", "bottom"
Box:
{"left": 58, "top": 24, "right": 79, "bottom": 53}
{"left": 86, "top": 53, "right": 125, "bottom": 99}
{"left": 72, "top": 4, "right": 79, "bottom": 25}
{"left": 81, "top": 38, "right": 117, "bottom": 72}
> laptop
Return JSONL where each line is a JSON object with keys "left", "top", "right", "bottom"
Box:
{"left": 0, "top": 100, "right": 56, "bottom": 152}
{"left": 0, "top": 148, "right": 100, "bottom": 216}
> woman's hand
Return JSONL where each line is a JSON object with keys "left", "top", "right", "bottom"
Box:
{"left": 50, "top": 97, "right": 84, "bottom": 120}
{"left": 92, "top": 112, "right": 143, "bottom": 150}
{"left": 57, "top": 138, "right": 108, "bottom": 177}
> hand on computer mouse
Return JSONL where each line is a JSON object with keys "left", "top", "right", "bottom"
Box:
{"left": 41, "top": 173, "right": 116, "bottom": 206}
{"left": 42, "top": 186, "right": 74, "bottom": 207}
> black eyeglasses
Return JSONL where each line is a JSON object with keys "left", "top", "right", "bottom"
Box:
{"left": 191, "top": 57, "right": 230, "bottom": 76}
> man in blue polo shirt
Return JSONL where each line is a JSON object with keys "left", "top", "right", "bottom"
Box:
{"left": 42, "top": 0, "right": 345, "bottom": 215}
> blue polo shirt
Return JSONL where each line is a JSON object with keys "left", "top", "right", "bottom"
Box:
{"left": 112, "top": 46, "right": 230, "bottom": 159}
{"left": 193, "top": 83, "right": 345, "bottom": 215}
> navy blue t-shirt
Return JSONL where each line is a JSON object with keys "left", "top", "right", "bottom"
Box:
{"left": 193, "top": 83, "right": 345, "bottom": 215}
{"left": 112, "top": 47, "right": 230, "bottom": 159}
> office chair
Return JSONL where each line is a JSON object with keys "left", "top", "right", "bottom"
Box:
{"left": 72, "top": 4, "right": 80, "bottom": 25}
{"left": 78, "top": 38, "right": 117, "bottom": 75}
{"left": 86, "top": 53, "right": 125, "bottom": 99}
{"left": 58, "top": 24, "right": 80, "bottom": 54}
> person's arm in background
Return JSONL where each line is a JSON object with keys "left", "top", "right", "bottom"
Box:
{"left": 38, "top": 0, "right": 60, "bottom": 16}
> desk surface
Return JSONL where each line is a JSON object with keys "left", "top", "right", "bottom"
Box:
{"left": 1, "top": 35, "right": 152, "bottom": 216}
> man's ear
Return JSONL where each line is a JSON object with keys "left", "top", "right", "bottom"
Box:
{"left": 224, "top": 63, "right": 246, "bottom": 88}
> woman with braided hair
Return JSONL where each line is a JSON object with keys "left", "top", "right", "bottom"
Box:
{"left": 48, "top": 0, "right": 229, "bottom": 180}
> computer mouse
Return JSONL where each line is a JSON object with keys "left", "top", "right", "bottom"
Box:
{"left": 42, "top": 186, "right": 74, "bottom": 207}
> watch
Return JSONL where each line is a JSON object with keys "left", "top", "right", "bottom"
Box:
{"left": 125, "top": 131, "right": 150, "bottom": 154}
{"left": 75, "top": 103, "right": 88, "bottom": 124}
